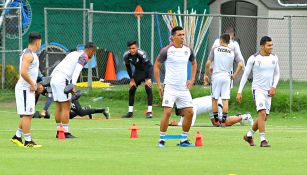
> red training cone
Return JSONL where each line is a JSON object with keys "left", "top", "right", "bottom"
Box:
{"left": 57, "top": 124, "right": 65, "bottom": 140}
{"left": 128, "top": 124, "right": 140, "bottom": 138}
{"left": 194, "top": 131, "right": 204, "bottom": 147}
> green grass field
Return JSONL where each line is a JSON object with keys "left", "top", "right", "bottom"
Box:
{"left": 0, "top": 90, "right": 307, "bottom": 175}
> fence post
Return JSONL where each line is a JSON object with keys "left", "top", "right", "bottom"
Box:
{"left": 18, "top": 6, "right": 22, "bottom": 55}
{"left": 151, "top": 14, "right": 155, "bottom": 64}
{"left": 44, "top": 8, "right": 49, "bottom": 76}
{"left": 1, "top": 12, "right": 6, "bottom": 90}
{"left": 83, "top": 0, "right": 86, "bottom": 45}
{"left": 87, "top": 3, "right": 93, "bottom": 88}
{"left": 288, "top": 16, "right": 293, "bottom": 113}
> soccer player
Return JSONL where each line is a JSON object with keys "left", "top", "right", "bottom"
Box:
{"left": 154, "top": 26, "right": 197, "bottom": 147}
{"left": 175, "top": 95, "right": 253, "bottom": 127}
{"left": 50, "top": 42, "right": 97, "bottom": 138}
{"left": 11, "top": 32, "right": 43, "bottom": 148}
{"left": 237, "top": 36, "right": 280, "bottom": 147}
{"left": 122, "top": 41, "right": 153, "bottom": 118}
{"left": 204, "top": 34, "right": 244, "bottom": 126}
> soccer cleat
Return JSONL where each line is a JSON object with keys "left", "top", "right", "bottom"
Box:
{"left": 177, "top": 140, "right": 194, "bottom": 147}
{"left": 243, "top": 134, "right": 256, "bottom": 146}
{"left": 102, "top": 107, "right": 110, "bottom": 119}
{"left": 260, "top": 140, "right": 271, "bottom": 147}
{"left": 64, "top": 132, "right": 78, "bottom": 139}
{"left": 158, "top": 140, "right": 165, "bottom": 148}
{"left": 246, "top": 112, "right": 254, "bottom": 126}
{"left": 122, "top": 112, "right": 133, "bottom": 118}
{"left": 146, "top": 111, "right": 153, "bottom": 119}
{"left": 11, "top": 135, "right": 24, "bottom": 147}
{"left": 24, "top": 140, "right": 43, "bottom": 148}
{"left": 210, "top": 118, "right": 220, "bottom": 127}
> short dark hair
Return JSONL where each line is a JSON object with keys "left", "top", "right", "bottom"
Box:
{"left": 220, "top": 33, "right": 230, "bottom": 44}
{"left": 28, "top": 32, "right": 41, "bottom": 44}
{"left": 127, "top": 41, "right": 137, "bottom": 47}
{"left": 260, "top": 36, "right": 272, "bottom": 45}
{"left": 171, "top": 26, "right": 183, "bottom": 35}
{"left": 85, "top": 42, "right": 97, "bottom": 50}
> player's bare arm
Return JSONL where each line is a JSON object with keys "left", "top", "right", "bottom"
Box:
{"left": 20, "top": 53, "right": 37, "bottom": 92}
{"left": 154, "top": 58, "right": 163, "bottom": 98}
{"left": 232, "top": 62, "right": 244, "bottom": 80}
{"left": 203, "top": 59, "right": 211, "bottom": 85}
{"left": 236, "top": 93, "right": 242, "bottom": 103}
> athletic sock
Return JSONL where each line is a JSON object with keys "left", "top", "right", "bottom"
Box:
{"left": 260, "top": 132, "right": 266, "bottom": 141}
{"left": 62, "top": 124, "right": 69, "bottom": 133}
{"left": 147, "top": 106, "right": 152, "bottom": 113}
{"left": 159, "top": 132, "right": 166, "bottom": 141}
{"left": 181, "top": 131, "right": 188, "bottom": 142}
{"left": 213, "top": 112, "right": 219, "bottom": 122}
{"left": 222, "top": 112, "right": 228, "bottom": 123}
{"left": 15, "top": 128, "right": 23, "bottom": 138}
{"left": 24, "top": 133, "right": 32, "bottom": 142}
{"left": 241, "top": 114, "right": 248, "bottom": 120}
{"left": 128, "top": 106, "right": 134, "bottom": 113}
{"left": 247, "top": 128, "right": 255, "bottom": 137}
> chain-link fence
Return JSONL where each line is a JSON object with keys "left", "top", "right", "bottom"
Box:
{"left": 43, "top": 8, "right": 307, "bottom": 112}
{"left": 0, "top": 7, "right": 22, "bottom": 91}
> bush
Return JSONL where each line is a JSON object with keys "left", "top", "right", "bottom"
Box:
{"left": 0, "top": 64, "right": 19, "bottom": 89}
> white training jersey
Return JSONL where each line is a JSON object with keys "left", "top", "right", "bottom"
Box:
{"left": 193, "top": 96, "right": 223, "bottom": 115}
{"left": 212, "top": 38, "right": 244, "bottom": 64}
{"left": 238, "top": 52, "right": 280, "bottom": 93}
{"left": 51, "top": 51, "right": 88, "bottom": 80}
{"left": 157, "top": 44, "right": 195, "bottom": 91}
{"left": 15, "top": 48, "right": 39, "bottom": 89}
{"left": 208, "top": 45, "right": 242, "bottom": 78}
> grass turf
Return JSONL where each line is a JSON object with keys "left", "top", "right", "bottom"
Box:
{"left": 0, "top": 97, "right": 306, "bottom": 175}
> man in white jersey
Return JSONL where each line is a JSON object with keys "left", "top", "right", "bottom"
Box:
{"left": 237, "top": 36, "right": 280, "bottom": 147}
{"left": 11, "top": 32, "right": 43, "bottom": 148}
{"left": 204, "top": 34, "right": 244, "bottom": 126}
{"left": 174, "top": 96, "right": 253, "bottom": 127}
{"left": 50, "top": 42, "right": 96, "bottom": 138}
{"left": 154, "top": 26, "right": 197, "bottom": 147}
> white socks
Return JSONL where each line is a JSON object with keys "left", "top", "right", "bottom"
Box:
{"left": 259, "top": 133, "right": 266, "bottom": 141}
{"left": 24, "top": 133, "right": 32, "bottom": 142}
{"left": 159, "top": 132, "right": 166, "bottom": 141}
{"left": 128, "top": 106, "right": 133, "bottom": 112}
{"left": 147, "top": 106, "right": 152, "bottom": 112}
{"left": 247, "top": 128, "right": 255, "bottom": 137}
{"left": 181, "top": 131, "right": 188, "bottom": 142}
{"left": 15, "top": 128, "right": 23, "bottom": 138}
{"left": 63, "top": 124, "right": 69, "bottom": 133}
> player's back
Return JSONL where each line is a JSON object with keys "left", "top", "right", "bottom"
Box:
{"left": 211, "top": 46, "right": 236, "bottom": 76}
{"left": 51, "top": 51, "right": 84, "bottom": 80}
{"left": 16, "top": 48, "right": 39, "bottom": 89}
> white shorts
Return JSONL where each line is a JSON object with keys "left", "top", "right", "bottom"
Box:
{"left": 162, "top": 85, "right": 193, "bottom": 109}
{"left": 253, "top": 89, "right": 271, "bottom": 114}
{"left": 50, "top": 75, "right": 71, "bottom": 102}
{"left": 15, "top": 88, "right": 35, "bottom": 115}
{"left": 211, "top": 75, "right": 231, "bottom": 100}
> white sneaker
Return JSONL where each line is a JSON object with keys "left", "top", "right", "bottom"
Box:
{"left": 246, "top": 112, "right": 254, "bottom": 126}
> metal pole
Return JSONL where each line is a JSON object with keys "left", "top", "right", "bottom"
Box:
{"left": 83, "top": 0, "right": 86, "bottom": 45}
{"left": 87, "top": 3, "right": 93, "bottom": 88}
{"left": 184, "top": 0, "right": 187, "bottom": 14}
{"left": 18, "top": 7, "right": 22, "bottom": 53}
{"left": 288, "top": 16, "right": 293, "bottom": 113}
{"left": 151, "top": 14, "right": 154, "bottom": 64}
{"left": 1, "top": 11, "right": 6, "bottom": 90}
{"left": 44, "top": 8, "right": 49, "bottom": 75}
{"left": 138, "top": 16, "right": 141, "bottom": 48}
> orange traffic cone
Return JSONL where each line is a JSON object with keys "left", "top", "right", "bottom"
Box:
{"left": 104, "top": 51, "right": 116, "bottom": 80}
{"left": 129, "top": 124, "right": 140, "bottom": 138}
{"left": 134, "top": 5, "right": 144, "bottom": 17}
{"left": 57, "top": 124, "right": 65, "bottom": 140}
{"left": 194, "top": 131, "right": 204, "bottom": 147}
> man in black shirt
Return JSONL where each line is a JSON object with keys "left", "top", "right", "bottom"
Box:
{"left": 122, "top": 41, "right": 153, "bottom": 118}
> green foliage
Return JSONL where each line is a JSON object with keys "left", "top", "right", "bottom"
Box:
{"left": 0, "top": 64, "right": 19, "bottom": 90}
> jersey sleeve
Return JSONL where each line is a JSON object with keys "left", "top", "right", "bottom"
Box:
{"left": 234, "top": 41, "right": 245, "bottom": 65}
{"left": 208, "top": 47, "right": 215, "bottom": 61}
{"left": 156, "top": 47, "right": 168, "bottom": 63}
{"left": 189, "top": 48, "right": 196, "bottom": 62}
{"left": 137, "top": 49, "right": 149, "bottom": 63}
{"left": 238, "top": 55, "right": 255, "bottom": 93}
{"left": 272, "top": 56, "right": 280, "bottom": 88}
{"left": 77, "top": 53, "right": 89, "bottom": 67}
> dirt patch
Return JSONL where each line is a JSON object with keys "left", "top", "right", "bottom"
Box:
{"left": 0, "top": 102, "right": 16, "bottom": 107}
